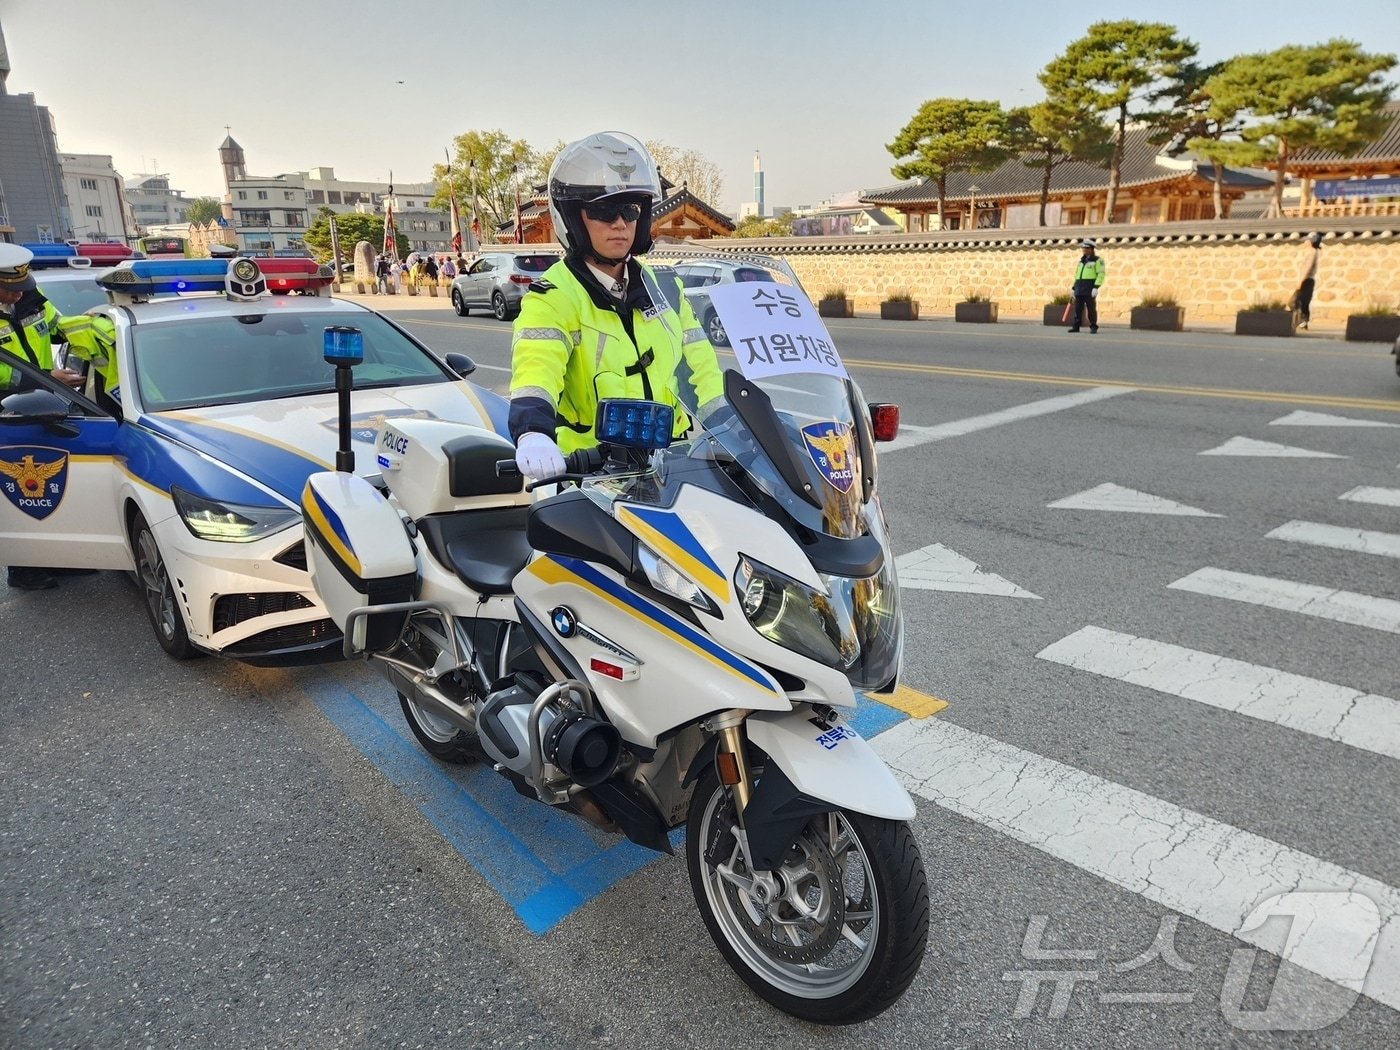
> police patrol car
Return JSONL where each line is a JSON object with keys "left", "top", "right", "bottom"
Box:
{"left": 0, "top": 255, "right": 506, "bottom": 663}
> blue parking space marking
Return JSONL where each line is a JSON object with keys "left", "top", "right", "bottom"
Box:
{"left": 301, "top": 668, "right": 912, "bottom": 935}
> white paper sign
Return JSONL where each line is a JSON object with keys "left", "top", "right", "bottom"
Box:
{"left": 706, "top": 282, "right": 849, "bottom": 381}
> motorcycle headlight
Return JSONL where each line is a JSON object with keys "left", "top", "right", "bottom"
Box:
{"left": 171, "top": 485, "right": 300, "bottom": 542}
{"left": 734, "top": 556, "right": 859, "bottom": 669}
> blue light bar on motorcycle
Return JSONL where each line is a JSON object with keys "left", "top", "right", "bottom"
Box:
{"left": 97, "top": 258, "right": 237, "bottom": 296}
{"left": 595, "top": 399, "right": 673, "bottom": 450}
{"left": 22, "top": 242, "right": 78, "bottom": 269}
{"left": 323, "top": 326, "right": 365, "bottom": 365}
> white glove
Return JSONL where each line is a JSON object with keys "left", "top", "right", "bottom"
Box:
{"left": 1091, "top": 287, "right": 1099, "bottom": 299}
{"left": 515, "top": 432, "right": 565, "bottom": 480}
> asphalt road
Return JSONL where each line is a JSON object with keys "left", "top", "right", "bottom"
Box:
{"left": 3, "top": 305, "right": 1398, "bottom": 1048}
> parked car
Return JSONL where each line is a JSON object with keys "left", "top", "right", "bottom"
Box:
{"left": 450, "top": 251, "right": 559, "bottom": 321}
{"left": 670, "top": 258, "right": 778, "bottom": 347}
{"left": 1, "top": 256, "right": 506, "bottom": 665}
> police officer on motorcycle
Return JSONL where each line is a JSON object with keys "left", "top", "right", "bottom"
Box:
{"left": 509, "top": 132, "right": 724, "bottom": 479}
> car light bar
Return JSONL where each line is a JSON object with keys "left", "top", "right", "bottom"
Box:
{"left": 94, "top": 256, "right": 333, "bottom": 301}
{"left": 23, "top": 242, "right": 78, "bottom": 269}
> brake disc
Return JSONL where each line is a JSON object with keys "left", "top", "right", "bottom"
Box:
{"left": 727, "top": 824, "right": 847, "bottom": 964}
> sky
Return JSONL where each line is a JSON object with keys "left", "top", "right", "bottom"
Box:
{"left": 4, "top": 0, "right": 1398, "bottom": 216}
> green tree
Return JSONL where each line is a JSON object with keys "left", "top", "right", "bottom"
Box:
{"left": 303, "top": 211, "right": 406, "bottom": 263}
{"left": 432, "top": 130, "right": 538, "bottom": 241}
{"left": 886, "top": 98, "right": 1012, "bottom": 227}
{"left": 1007, "top": 100, "right": 1114, "bottom": 226}
{"left": 1146, "top": 60, "right": 1242, "bottom": 220}
{"left": 732, "top": 213, "right": 794, "bottom": 239}
{"left": 185, "top": 196, "right": 223, "bottom": 225}
{"left": 1200, "top": 40, "right": 1396, "bottom": 217}
{"left": 1041, "top": 21, "right": 1197, "bottom": 222}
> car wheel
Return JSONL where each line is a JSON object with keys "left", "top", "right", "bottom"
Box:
{"left": 705, "top": 309, "right": 729, "bottom": 347}
{"left": 130, "top": 510, "right": 201, "bottom": 660}
{"left": 451, "top": 288, "right": 468, "bottom": 317}
{"left": 493, "top": 291, "right": 515, "bottom": 321}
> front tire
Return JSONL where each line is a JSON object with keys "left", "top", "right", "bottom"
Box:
{"left": 704, "top": 309, "right": 729, "bottom": 347}
{"left": 685, "top": 766, "right": 928, "bottom": 1025}
{"left": 398, "top": 691, "right": 478, "bottom": 763}
{"left": 451, "top": 288, "right": 469, "bottom": 316}
{"left": 130, "top": 510, "right": 201, "bottom": 661}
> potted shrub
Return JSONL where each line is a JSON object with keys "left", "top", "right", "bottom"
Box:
{"left": 1345, "top": 301, "right": 1400, "bottom": 343}
{"left": 880, "top": 291, "right": 920, "bottom": 321}
{"left": 955, "top": 291, "right": 997, "bottom": 324}
{"left": 818, "top": 288, "right": 853, "bottom": 318}
{"left": 1043, "top": 293, "right": 1072, "bottom": 327}
{"left": 1130, "top": 293, "right": 1185, "bottom": 332}
{"left": 1236, "top": 298, "right": 1296, "bottom": 337}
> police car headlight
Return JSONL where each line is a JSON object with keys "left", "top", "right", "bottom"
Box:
{"left": 171, "top": 485, "right": 299, "bottom": 542}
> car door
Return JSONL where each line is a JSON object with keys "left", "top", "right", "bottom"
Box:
{"left": 466, "top": 256, "right": 496, "bottom": 306}
{"left": 0, "top": 371, "right": 131, "bottom": 571}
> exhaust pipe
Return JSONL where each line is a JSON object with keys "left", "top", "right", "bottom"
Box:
{"left": 382, "top": 662, "right": 477, "bottom": 734}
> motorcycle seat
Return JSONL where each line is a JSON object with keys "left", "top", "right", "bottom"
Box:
{"left": 415, "top": 506, "right": 533, "bottom": 596}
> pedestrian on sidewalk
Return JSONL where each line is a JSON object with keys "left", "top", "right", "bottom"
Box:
{"left": 375, "top": 254, "right": 390, "bottom": 293}
{"left": 1293, "top": 232, "right": 1322, "bottom": 330}
{"left": 389, "top": 259, "right": 404, "bottom": 293}
{"left": 441, "top": 256, "right": 457, "bottom": 283}
{"left": 1067, "top": 238, "right": 1105, "bottom": 334}
{"left": 424, "top": 255, "right": 439, "bottom": 286}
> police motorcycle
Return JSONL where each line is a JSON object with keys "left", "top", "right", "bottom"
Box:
{"left": 301, "top": 256, "right": 927, "bottom": 1024}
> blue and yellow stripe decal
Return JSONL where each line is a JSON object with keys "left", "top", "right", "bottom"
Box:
{"left": 615, "top": 504, "right": 730, "bottom": 602}
{"left": 528, "top": 554, "right": 777, "bottom": 697}
{"left": 302, "top": 482, "right": 361, "bottom": 576}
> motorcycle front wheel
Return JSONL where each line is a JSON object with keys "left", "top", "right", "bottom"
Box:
{"left": 685, "top": 766, "right": 929, "bottom": 1024}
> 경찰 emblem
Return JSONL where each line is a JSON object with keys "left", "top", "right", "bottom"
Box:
{"left": 0, "top": 446, "right": 70, "bottom": 520}
{"left": 800, "top": 421, "right": 855, "bottom": 494}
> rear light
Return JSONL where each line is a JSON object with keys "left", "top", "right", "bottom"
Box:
{"left": 869, "top": 403, "right": 900, "bottom": 442}
{"left": 509, "top": 274, "right": 534, "bottom": 285}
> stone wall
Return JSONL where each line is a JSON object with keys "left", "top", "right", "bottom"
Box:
{"left": 693, "top": 216, "right": 1400, "bottom": 330}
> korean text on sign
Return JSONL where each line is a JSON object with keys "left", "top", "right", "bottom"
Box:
{"left": 706, "top": 282, "right": 849, "bottom": 382}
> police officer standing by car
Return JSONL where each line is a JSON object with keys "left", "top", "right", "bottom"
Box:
{"left": 0, "top": 243, "right": 113, "bottom": 590}
{"left": 509, "top": 131, "right": 724, "bottom": 479}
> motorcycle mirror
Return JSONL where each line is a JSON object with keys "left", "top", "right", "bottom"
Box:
{"left": 869, "top": 403, "right": 900, "bottom": 442}
{"left": 444, "top": 352, "right": 476, "bottom": 378}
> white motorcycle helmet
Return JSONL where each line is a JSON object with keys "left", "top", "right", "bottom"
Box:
{"left": 548, "top": 131, "right": 662, "bottom": 261}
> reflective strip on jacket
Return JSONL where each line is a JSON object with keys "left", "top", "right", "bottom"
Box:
{"left": 509, "top": 258, "right": 725, "bottom": 453}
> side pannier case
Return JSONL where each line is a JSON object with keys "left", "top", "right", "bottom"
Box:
{"left": 302, "top": 471, "right": 417, "bottom": 651}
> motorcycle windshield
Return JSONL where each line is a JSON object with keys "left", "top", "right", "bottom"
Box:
{"left": 597, "top": 250, "right": 903, "bottom": 691}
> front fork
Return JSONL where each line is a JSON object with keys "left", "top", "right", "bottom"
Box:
{"left": 709, "top": 709, "right": 756, "bottom": 822}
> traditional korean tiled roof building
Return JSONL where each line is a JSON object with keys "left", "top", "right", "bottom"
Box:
{"left": 1279, "top": 101, "right": 1400, "bottom": 218}
{"left": 501, "top": 177, "right": 734, "bottom": 244}
{"left": 861, "top": 126, "right": 1272, "bottom": 231}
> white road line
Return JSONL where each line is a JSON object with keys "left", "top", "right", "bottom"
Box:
{"left": 1036, "top": 626, "right": 1400, "bottom": 761}
{"left": 1047, "top": 483, "right": 1221, "bottom": 517}
{"left": 1168, "top": 568, "right": 1400, "bottom": 635}
{"left": 1270, "top": 410, "right": 1400, "bottom": 428}
{"left": 1341, "top": 486, "right": 1400, "bottom": 509}
{"left": 871, "top": 716, "right": 1400, "bottom": 1012}
{"left": 896, "top": 543, "right": 1041, "bottom": 598}
{"left": 1267, "top": 520, "right": 1400, "bottom": 559}
{"left": 881, "top": 386, "right": 1134, "bottom": 452}
{"left": 1199, "top": 436, "right": 1346, "bottom": 458}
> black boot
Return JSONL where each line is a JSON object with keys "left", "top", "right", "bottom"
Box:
{"left": 7, "top": 566, "right": 57, "bottom": 591}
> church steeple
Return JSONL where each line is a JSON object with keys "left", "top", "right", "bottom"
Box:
{"left": 219, "top": 129, "right": 246, "bottom": 190}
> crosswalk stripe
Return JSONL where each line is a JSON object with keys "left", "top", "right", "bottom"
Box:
{"left": 1341, "top": 486, "right": 1400, "bottom": 508}
{"left": 1266, "top": 520, "right": 1400, "bottom": 559}
{"left": 1168, "top": 568, "right": 1400, "bottom": 635}
{"left": 871, "top": 716, "right": 1400, "bottom": 1012}
{"left": 1036, "top": 626, "right": 1400, "bottom": 761}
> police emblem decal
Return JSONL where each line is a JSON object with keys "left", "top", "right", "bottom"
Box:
{"left": 0, "top": 446, "right": 70, "bottom": 520}
{"left": 800, "top": 421, "right": 855, "bottom": 494}
{"left": 550, "top": 606, "right": 577, "bottom": 638}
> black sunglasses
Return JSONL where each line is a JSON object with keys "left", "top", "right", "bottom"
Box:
{"left": 583, "top": 200, "right": 643, "bottom": 223}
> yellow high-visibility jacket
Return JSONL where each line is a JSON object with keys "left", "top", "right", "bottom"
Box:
{"left": 0, "top": 294, "right": 118, "bottom": 391}
{"left": 509, "top": 258, "right": 724, "bottom": 452}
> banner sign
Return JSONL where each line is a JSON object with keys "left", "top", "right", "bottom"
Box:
{"left": 1314, "top": 177, "right": 1400, "bottom": 199}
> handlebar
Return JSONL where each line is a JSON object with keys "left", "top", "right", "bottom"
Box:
{"left": 495, "top": 447, "right": 607, "bottom": 491}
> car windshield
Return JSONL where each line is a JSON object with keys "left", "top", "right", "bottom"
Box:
{"left": 514, "top": 255, "right": 558, "bottom": 272}
{"left": 131, "top": 310, "right": 453, "bottom": 412}
{"left": 39, "top": 277, "right": 106, "bottom": 315}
